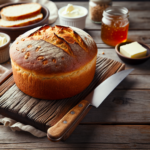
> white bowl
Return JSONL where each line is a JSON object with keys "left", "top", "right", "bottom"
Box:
{"left": 0, "top": 32, "right": 11, "bottom": 63}
{"left": 58, "top": 5, "right": 88, "bottom": 29}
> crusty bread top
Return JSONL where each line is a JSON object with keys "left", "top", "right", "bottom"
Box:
{"left": 1, "top": 3, "right": 42, "bottom": 21}
{"left": 10, "top": 25, "right": 97, "bottom": 76}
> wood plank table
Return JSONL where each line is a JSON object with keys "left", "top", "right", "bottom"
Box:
{"left": 1, "top": 1, "right": 150, "bottom": 149}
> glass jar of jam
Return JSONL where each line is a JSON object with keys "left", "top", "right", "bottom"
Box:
{"left": 101, "top": 6, "right": 129, "bottom": 46}
{"left": 89, "top": 0, "right": 112, "bottom": 24}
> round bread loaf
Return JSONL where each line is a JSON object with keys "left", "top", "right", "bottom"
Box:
{"left": 10, "top": 25, "right": 97, "bottom": 100}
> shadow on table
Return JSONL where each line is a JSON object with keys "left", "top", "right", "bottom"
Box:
{"left": 64, "top": 77, "right": 136, "bottom": 145}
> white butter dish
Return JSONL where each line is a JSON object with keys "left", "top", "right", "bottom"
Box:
{"left": 58, "top": 5, "right": 88, "bottom": 29}
{"left": 0, "top": 32, "right": 11, "bottom": 63}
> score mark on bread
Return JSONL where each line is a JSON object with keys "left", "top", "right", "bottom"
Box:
{"left": 28, "top": 25, "right": 88, "bottom": 56}
{"left": 53, "top": 25, "right": 88, "bottom": 52}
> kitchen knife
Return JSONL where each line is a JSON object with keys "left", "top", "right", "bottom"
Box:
{"left": 47, "top": 68, "right": 134, "bottom": 142}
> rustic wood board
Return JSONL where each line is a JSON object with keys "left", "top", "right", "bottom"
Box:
{"left": 0, "top": 57, "right": 125, "bottom": 132}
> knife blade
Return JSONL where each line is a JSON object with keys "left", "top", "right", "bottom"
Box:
{"left": 47, "top": 68, "right": 134, "bottom": 142}
{"left": 86, "top": 68, "right": 134, "bottom": 108}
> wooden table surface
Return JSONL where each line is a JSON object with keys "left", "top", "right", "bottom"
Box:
{"left": 1, "top": 1, "right": 150, "bottom": 149}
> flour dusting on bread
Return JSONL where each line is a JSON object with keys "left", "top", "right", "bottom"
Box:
{"left": 10, "top": 25, "right": 97, "bottom": 100}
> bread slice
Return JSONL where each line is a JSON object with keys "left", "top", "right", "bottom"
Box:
{"left": 0, "top": 13, "right": 43, "bottom": 27}
{"left": 1, "top": 3, "right": 42, "bottom": 21}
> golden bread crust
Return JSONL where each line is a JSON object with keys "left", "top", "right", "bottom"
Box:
{"left": 11, "top": 56, "right": 96, "bottom": 100}
{"left": 10, "top": 25, "right": 97, "bottom": 100}
{"left": 10, "top": 25, "right": 97, "bottom": 75}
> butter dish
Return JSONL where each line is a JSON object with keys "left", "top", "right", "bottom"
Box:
{"left": 58, "top": 4, "right": 88, "bottom": 29}
{"left": 0, "top": 32, "right": 11, "bottom": 63}
{"left": 115, "top": 40, "right": 150, "bottom": 65}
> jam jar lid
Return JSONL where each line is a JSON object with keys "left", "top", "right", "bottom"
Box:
{"left": 103, "top": 6, "right": 129, "bottom": 18}
{"left": 90, "top": 0, "right": 111, "bottom": 2}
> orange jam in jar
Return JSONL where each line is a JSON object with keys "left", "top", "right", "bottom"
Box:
{"left": 101, "top": 7, "right": 129, "bottom": 46}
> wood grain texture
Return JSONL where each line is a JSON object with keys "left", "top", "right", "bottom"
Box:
{"left": 0, "top": 1, "right": 150, "bottom": 148}
{"left": 47, "top": 100, "right": 90, "bottom": 141}
{"left": 0, "top": 75, "right": 14, "bottom": 96}
{"left": 97, "top": 52, "right": 150, "bottom": 75}
{"left": 87, "top": 30, "right": 150, "bottom": 44}
{"left": 0, "top": 68, "right": 12, "bottom": 84}
{"left": 54, "top": 2, "right": 150, "bottom": 30}
{"left": 1, "top": 125, "right": 150, "bottom": 148}
{"left": 117, "top": 75, "right": 150, "bottom": 89}
{"left": 55, "top": 1, "right": 150, "bottom": 11}
{"left": 0, "top": 144, "right": 150, "bottom": 150}
{"left": 81, "top": 90, "right": 150, "bottom": 124}
{"left": 0, "top": 57, "right": 124, "bottom": 133}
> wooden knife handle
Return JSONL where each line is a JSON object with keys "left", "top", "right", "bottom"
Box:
{"left": 47, "top": 100, "right": 91, "bottom": 142}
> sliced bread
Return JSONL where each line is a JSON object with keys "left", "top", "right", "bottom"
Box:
{"left": 1, "top": 3, "right": 42, "bottom": 21}
{"left": 0, "top": 13, "right": 43, "bottom": 27}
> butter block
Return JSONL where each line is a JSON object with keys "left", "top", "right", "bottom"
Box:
{"left": 62, "top": 4, "right": 83, "bottom": 17}
{"left": 120, "top": 42, "right": 147, "bottom": 58}
{"left": 65, "top": 4, "right": 74, "bottom": 13}
{"left": 0, "top": 36, "right": 7, "bottom": 46}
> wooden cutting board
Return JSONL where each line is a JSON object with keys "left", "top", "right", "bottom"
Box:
{"left": 0, "top": 56, "right": 125, "bottom": 139}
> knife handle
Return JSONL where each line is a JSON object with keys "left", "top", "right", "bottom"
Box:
{"left": 47, "top": 100, "right": 91, "bottom": 142}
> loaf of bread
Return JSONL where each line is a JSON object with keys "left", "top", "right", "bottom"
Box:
{"left": 0, "top": 13, "right": 43, "bottom": 27}
{"left": 10, "top": 25, "right": 97, "bottom": 100}
{"left": 1, "top": 3, "right": 42, "bottom": 21}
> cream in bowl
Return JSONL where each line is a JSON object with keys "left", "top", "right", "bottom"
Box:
{"left": 61, "top": 4, "right": 86, "bottom": 17}
{"left": 58, "top": 4, "right": 88, "bottom": 29}
{"left": 0, "top": 35, "right": 7, "bottom": 46}
{"left": 0, "top": 32, "right": 11, "bottom": 63}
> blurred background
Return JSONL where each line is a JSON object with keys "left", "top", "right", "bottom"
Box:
{"left": 0, "top": 0, "right": 150, "bottom": 2}
{"left": 52, "top": 0, "right": 150, "bottom": 1}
